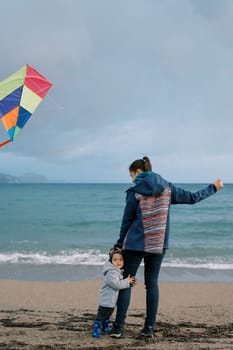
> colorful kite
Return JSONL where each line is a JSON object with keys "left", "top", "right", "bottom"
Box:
{"left": 0, "top": 64, "right": 52, "bottom": 147}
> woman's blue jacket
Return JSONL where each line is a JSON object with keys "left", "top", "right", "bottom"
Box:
{"left": 115, "top": 172, "right": 217, "bottom": 252}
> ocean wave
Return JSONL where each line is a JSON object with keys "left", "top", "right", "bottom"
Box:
{"left": 163, "top": 259, "right": 233, "bottom": 270}
{"left": 0, "top": 250, "right": 233, "bottom": 270}
{"left": 10, "top": 240, "right": 40, "bottom": 245}
{"left": 0, "top": 250, "right": 107, "bottom": 265}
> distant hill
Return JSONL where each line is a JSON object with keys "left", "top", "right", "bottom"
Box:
{"left": 0, "top": 173, "right": 18, "bottom": 183}
{"left": 0, "top": 172, "right": 48, "bottom": 183}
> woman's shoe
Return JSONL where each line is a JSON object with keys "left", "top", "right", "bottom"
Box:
{"left": 140, "top": 325, "right": 154, "bottom": 338}
{"left": 109, "top": 325, "right": 125, "bottom": 338}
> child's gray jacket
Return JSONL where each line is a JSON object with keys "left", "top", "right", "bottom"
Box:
{"left": 99, "top": 260, "right": 130, "bottom": 308}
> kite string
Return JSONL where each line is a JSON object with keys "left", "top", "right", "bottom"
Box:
{"left": 45, "top": 93, "right": 65, "bottom": 110}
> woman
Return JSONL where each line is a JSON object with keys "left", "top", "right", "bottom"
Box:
{"left": 109, "top": 156, "right": 224, "bottom": 338}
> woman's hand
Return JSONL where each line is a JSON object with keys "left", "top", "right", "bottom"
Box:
{"left": 214, "top": 179, "right": 224, "bottom": 190}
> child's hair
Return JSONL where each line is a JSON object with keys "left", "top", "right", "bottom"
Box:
{"left": 129, "top": 156, "right": 152, "bottom": 173}
{"left": 109, "top": 249, "right": 123, "bottom": 262}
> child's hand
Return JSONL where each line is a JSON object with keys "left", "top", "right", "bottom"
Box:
{"left": 128, "top": 275, "right": 136, "bottom": 286}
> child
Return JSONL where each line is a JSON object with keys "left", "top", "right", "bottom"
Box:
{"left": 92, "top": 249, "right": 136, "bottom": 338}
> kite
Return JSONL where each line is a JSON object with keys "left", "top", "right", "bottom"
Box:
{"left": 0, "top": 64, "right": 52, "bottom": 147}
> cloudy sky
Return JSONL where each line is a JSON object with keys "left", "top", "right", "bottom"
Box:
{"left": 0, "top": 0, "right": 232, "bottom": 183}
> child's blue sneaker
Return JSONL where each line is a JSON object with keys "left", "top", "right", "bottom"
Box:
{"left": 102, "top": 319, "right": 111, "bottom": 333}
{"left": 92, "top": 320, "right": 102, "bottom": 338}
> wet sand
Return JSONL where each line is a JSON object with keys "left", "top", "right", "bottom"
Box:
{"left": 0, "top": 279, "right": 232, "bottom": 349}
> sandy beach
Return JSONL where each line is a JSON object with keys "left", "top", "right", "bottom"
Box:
{"left": 0, "top": 279, "right": 232, "bottom": 349}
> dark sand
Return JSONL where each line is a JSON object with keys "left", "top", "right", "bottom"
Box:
{"left": 0, "top": 279, "right": 232, "bottom": 349}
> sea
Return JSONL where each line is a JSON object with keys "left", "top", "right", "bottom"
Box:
{"left": 0, "top": 183, "right": 232, "bottom": 283}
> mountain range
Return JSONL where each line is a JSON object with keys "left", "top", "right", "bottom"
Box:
{"left": 0, "top": 172, "right": 48, "bottom": 183}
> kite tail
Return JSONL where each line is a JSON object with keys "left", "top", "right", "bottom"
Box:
{"left": 0, "top": 139, "right": 11, "bottom": 147}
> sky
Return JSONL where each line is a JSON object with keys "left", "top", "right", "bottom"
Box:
{"left": 0, "top": 0, "right": 233, "bottom": 183}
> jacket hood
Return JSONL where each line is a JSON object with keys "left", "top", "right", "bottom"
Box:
{"left": 103, "top": 260, "right": 122, "bottom": 275}
{"left": 128, "top": 172, "right": 166, "bottom": 196}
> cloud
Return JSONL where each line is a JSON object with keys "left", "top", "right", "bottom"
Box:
{"left": 0, "top": 0, "right": 232, "bottom": 182}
